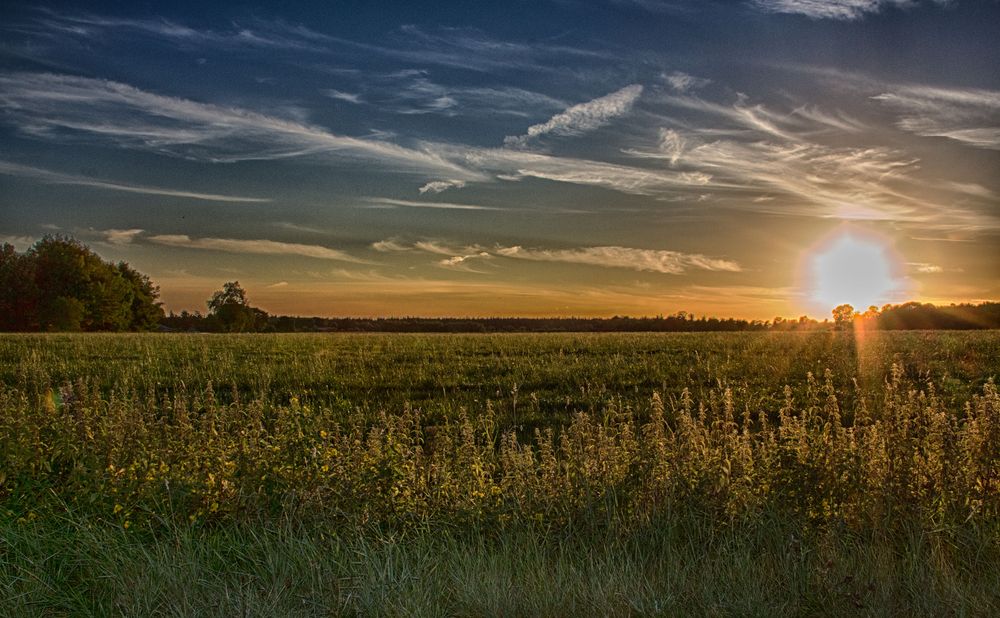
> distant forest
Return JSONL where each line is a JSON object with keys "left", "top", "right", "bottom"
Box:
{"left": 162, "top": 302, "right": 1000, "bottom": 333}
{"left": 2, "top": 237, "right": 998, "bottom": 333}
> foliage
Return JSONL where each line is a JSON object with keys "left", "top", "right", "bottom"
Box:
{"left": 832, "top": 303, "right": 856, "bottom": 327}
{"left": 206, "top": 281, "right": 269, "bottom": 332}
{"left": 2, "top": 332, "right": 998, "bottom": 532}
{"left": 0, "top": 237, "right": 164, "bottom": 332}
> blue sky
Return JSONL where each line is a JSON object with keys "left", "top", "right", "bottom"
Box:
{"left": 1, "top": 0, "right": 997, "bottom": 318}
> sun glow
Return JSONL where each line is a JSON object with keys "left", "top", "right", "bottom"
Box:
{"left": 804, "top": 229, "right": 905, "bottom": 313}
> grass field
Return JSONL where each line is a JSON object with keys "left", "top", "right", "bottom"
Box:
{"left": 2, "top": 332, "right": 999, "bottom": 615}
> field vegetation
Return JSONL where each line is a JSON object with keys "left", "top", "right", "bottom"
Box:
{"left": 1, "top": 331, "right": 999, "bottom": 615}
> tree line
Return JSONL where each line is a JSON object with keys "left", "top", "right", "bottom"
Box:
{"left": 3, "top": 237, "right": 998, "bottom": 332}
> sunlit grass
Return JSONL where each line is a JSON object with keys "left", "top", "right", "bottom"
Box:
{"left": 1, "top": 332, "right": 998, "bottom": 615}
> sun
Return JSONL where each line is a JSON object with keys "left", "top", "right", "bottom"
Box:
{"left": 803, "top": 229, "right": 905, "bottom": 313}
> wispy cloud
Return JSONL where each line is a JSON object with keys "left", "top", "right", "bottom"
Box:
{"left": 396, "top": 239, "right": 741, "bottom": 274}
{"left": 751, "top": 0, "right": 925, "bottom": 20}
{"left": 0, "top": 72, "right": 480, "bottom": 178}
{"left": 438, "top": 251, "right": 493, "bottom": 272}
{"left": 323, "top": 89, "right": 362, "bottom": 104}
{"left": 494, "top": 245, "right": 741, "bottom": 274}
{"left": 419, "top": 179, "right": 466, "bottom": 194}
{"left": 431, "top": 144, "right": 720, "bottom": 197}
{"left": 25, "top": 12, "right": 611, "bottom": 75}
{"left": 504, "top": 84, "right": 643, "bottom": 148}
{"left": 148, "top": 235, "right": 364, "bottom": 263}
{"left": 663, "top": 71, "right": 710, "bottom": 93}
{"left": 873, "top": 85, "right": 1000, "bottom": 150}
{"left": 382, "top": 77, "right": 566, "bottom": 117}
{"left": 658, "top": 128, "right": 685, "bottom": 165}
{"left": 273, "top": 221, "right": 325, "bottom": 234}
{"left": 364, "top": 197, "right": 504, "bottom": 211}
{"left": 102, "top": 228, "right": 144, "bottom": 245}
{"left": 0, "top": 161, "right": 271, "bottom": 202}
{"left": 24, "top": 9, "right": 327, "bottom": 51}
{"left": 616, "top": 90, "right": 999, "bottom": 227}
{"left": 371, "top": 239, "right": 410, "bottom": 252}
{"left": 413, "top": 240, "right": 471, "bottom": 256}
{"left": 911, "top": 262, "right": 944, "bottom": 274}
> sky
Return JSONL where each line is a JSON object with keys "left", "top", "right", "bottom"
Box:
{"left": 1, "top": 0, "right": 997, "bottom": 319}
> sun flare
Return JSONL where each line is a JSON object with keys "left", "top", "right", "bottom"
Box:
{"left": 805, "top": 231, "right": 904, "bottom": 313}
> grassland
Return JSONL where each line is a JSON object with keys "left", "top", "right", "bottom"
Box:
{"left": 2, "top": 331, "right": 999, "bottom": 615}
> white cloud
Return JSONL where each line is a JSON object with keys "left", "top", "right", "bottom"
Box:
{"left": 431, "top": 144, "right": 722, "bottom": 197}
{"left": 364, "top": 197, "right": 503, "bottom": 211}
{"left": 400, "top": 238, "right": 740, "bottom": 274}
{"left": 0, "top": 73, "right": 480, "bottom": 179}
{"left": 658, "top": 128, "right": 685, "bottom": 165}
{"left": 413, "top": 240, "right": 473, "bottom": 256}
{"left": 28, "top": 10, "right": 327, "bottom": 51}
{"left": 371, "top": 239, "right": 410, "bottom": 252}
{"left": 267, "top": 281, "right": 289, "bottom": 287}
{"left": 324, "top": 89, "right": 362, "bottom": 104}
{"left": 385, "top": 77, "right": 566, "bottom": 117}
{"left": 663, "top": 71, "right": 710, "bottom": 93}
{"left": 439, "top": 251, "right": 492, "bottom": 271}
{"left": 273, "top": 221, "right": 325, "bottom": 234}
{"left": 148, "top": 235, "right": 364, "bottom": 263}
{"left": 873, "top": 86, "right": 1000, "bottom": 150}
{"left": 494, "top": 245, "right": 741, "bottom": 274}
{"left": 911, "top": 263, "right": 944, "bottom": 274}
{"left": 751, "top": 0, "right": 918, "bottom": 20}
{"left": 0, "top": 161, "right": 271, "bottom": 202}
{"left": 504, "top": 84, "right": 643, "bottom": 148}
{"left": 419, "top": 179, "right": 466, "bottom": 194}
{"left": 102, "top": 228, "right": 144, "bottom": 245}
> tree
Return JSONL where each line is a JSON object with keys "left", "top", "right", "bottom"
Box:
{"left": 207, "top": 281, "right": 268, "bottom": 332}
{"left": 117, "top": 262, "right": 165, "bottom": 330}
{"left": 0, "top": 236, "right": 164, "bottom": 332}
{"left": 832, "top": 303, "right": 856, "bottom": 328}
{"left": 0, "top": 243, "right": 40, "bottom": 331}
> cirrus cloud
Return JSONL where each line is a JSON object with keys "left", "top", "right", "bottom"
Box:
{"left": 148, "top": 234, "right": 364, "bottom": 263}
{"left": 504, "top": 84, "right": 643, "bottom": 149}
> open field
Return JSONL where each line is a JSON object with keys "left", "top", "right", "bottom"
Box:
{"left": 2, "top": 332, "right": 999, "bottom": 615}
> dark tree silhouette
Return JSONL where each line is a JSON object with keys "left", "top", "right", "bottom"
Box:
{"left": 207, "top": 281, "right": 268, "bottom": 332}
{"left": 0, "top": 236, "right": 164, "bottom": 332}
{"left": 0, "top": 243, "right": 40, "bottom": 331}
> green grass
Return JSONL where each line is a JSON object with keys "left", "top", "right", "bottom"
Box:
{"left": 4, "top": 514, "right": 998, "bottom": 616}
{"left": 1, "top": 331, "right": 999, "bottom": 615}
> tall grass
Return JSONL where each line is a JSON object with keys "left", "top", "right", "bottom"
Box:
{"left": 1, "top": 332, "right": 998, "bottom": 615}
{"left": 4, "top": 514, "right": 998, "bottom": 616}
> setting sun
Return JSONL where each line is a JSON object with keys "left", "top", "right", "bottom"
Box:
{"left": 806, "top": 231, "right": 904, "bottom": 313}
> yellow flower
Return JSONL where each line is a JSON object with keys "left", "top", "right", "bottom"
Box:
{"left": 320, "top": 430, "right": 328, "bottom": 439}
{"left": 113, "top": 503, "right": 123, "bottom": 514}
{"left": 123, "top": 520, "right": 131, "bottom": 529}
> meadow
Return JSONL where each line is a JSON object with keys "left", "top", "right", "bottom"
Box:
{"left": 1, "top": 331, "right": 999, "bottom": 616}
